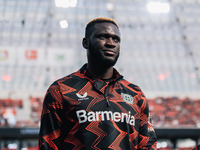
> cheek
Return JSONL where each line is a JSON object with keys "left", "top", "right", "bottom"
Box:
{"left": 90, "top": 41, "right": 104, "bottom": 50}
{"left": 95, "top": 40, "right": 104, "bottom": 47}
{"left": 116, "top": 45, "right": 120, "bottom": 53}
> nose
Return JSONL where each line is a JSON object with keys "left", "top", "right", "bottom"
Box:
{"left": 105, "top": 38, "right": 116, "bottom": 48}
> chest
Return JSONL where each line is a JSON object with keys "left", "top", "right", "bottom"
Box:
{"left": 61, "top": 82, "right": 141, "bottom": 121}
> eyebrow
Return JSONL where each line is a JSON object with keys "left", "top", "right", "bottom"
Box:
{"left": 97, "top": 33, "right": 121, "bottom": 41}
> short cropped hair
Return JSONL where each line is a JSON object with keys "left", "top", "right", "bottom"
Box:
{"left": 85, "top": 17, "right": 119, "bottom": 38}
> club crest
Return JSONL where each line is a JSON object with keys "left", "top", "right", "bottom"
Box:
{"left": 121, "top": 93, "right": 134, "bottom": 104}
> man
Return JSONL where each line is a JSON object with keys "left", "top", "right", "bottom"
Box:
{"left": 38, "top": 17, "right": 157, "bottom": 149}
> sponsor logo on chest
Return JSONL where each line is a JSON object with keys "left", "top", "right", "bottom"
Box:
{"left": 76, "top": 110, "right": 135, "bottom": 126}
{"left": 121, "top": 93, "right": 134, "bottom": 104}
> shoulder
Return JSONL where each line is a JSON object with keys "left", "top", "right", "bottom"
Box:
{"left": 118, "top": 79, "right": 142, "bottom": 93}
{"left": 44, "top": 70, "right": 86, "bottom": 101}
{"left": 48, "top": 70, "right": 88, "bottom": 91}
{"left": 118, "top": 79, "right": 146, "bottom": 103}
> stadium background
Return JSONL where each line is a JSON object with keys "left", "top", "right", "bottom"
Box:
{"left": 0, "top": 0, "right": 200, "bottom": 149}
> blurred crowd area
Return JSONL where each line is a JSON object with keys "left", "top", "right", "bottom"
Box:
{"left": 0, "top": 96, "right": 200, "bottom": 128}
{"left": 149, "top": 97, "right": 200, "bottom": 128}
{"left": 0, "top": 96, "right": 42, "bottom": 127}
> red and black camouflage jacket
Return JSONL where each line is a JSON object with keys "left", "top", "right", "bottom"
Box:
{"left": 38, "top": 64, "right": 157, "bottom": 150}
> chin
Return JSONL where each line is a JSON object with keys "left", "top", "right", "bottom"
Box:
{"left": 100, "top": 57, "right": 118, "bottom": 67}
{"left": 89, "top": 50, "right": 119, "bottom": 67}
{"left": 107, "top": 59, "right": 117, "bottom": 66}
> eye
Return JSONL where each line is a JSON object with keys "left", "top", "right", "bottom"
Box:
{"left": 113, "top": 37, "right": 120, "bottom": 43}
{"left": 99, "top": 35, "right": 106, "bottom": 39}
{"left": 98, "top": 34, "right": 106, "bottom": 40}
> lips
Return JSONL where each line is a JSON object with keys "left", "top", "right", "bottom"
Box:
{"left": 103, "top": 49, "right": 116, "bottom": 56}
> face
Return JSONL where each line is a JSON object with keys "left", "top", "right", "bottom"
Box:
{"left": 85, "top": 22, "right": 121, "bottom": 67}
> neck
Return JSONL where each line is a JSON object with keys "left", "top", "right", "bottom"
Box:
{"left": 86, "top": 63, "right": 114, "bottom": 79}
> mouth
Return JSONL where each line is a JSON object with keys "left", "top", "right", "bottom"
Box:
{"left": 103, "top": 49, "right": 116, "bottom": 56}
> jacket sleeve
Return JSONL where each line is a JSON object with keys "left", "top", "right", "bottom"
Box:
{"left": 138, "top": 91, "right": 157, "bottom": 150}
{"left": 38, "top": 83, "right": 64, "bottom": 150}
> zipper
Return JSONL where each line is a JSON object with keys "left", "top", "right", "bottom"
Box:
{"left": 105, "top": 96, "right": 110, "bottom": 107}
{"left": 105, "top": 83, "right": 112, "bottom": 107}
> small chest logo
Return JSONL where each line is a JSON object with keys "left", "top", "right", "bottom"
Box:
{"left": 76, "top": 92, "right": 89, "bottom": 100}
{"left": 121, "top": 93, "right": 134, "bottom": 104}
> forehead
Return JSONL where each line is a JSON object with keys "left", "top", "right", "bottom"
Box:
{"left": 92, "top": 22, "right": 120, "bottom": 36}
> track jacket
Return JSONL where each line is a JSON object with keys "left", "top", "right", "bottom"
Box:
{"left": 38, "top": 64, "right": 157, "bottom": 150}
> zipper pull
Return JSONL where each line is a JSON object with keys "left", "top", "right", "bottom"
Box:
{"left": 106, "top": 97, "right": 110, "bottom": 107}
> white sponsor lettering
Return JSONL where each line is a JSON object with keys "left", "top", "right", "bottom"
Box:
{"left": 76, "top": 110, "right": 87, "bottom": 123}
{"left": 113, "top": 112, "right": 121, "bottom": 122}
{"left": 76, "top": 110, "right": 135, "bottom": 126}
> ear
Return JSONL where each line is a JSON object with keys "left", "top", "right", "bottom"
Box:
{"left": 82, "top": 38, "right": 89, "bottom": 49}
